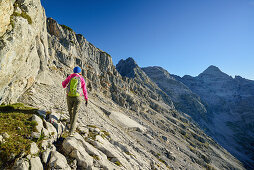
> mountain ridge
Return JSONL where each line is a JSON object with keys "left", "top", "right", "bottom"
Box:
{"left": 143, "top": 64, "right": 254, "bottom": 169}
{"left": 0, "top": 0, "right": 249, "bottom": 169}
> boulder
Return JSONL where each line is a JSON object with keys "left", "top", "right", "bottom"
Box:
{"left": 2, "top": 132, "right": 10, "bottom": 139}
{"left": 32, "top": 114, "right": 43, "bottom": 133}
{"left": 30, "top": 142, "right": 39, "bottom": 155}
{"left": 41, "top": 143, "right": 56, "bottom": 164}
{"left": 37, "top": 110, "right": 47, "bottom": 119}
{"left": 31, "top": 132, "right": 40, "bottom": 139}
{"left": 45, "top": 121, "right": 57, "bottom": 140}
{"left": 0, "top": 135, "right": 3, "bottom": 143}
{"left": 12, "top": 158, "right": 30, "bottom": 170}
{"left": 48, "top": 151, "right": 71, "bottom": 170}
{"left": 41, "top": 149, "right": 51, "bottom": 164}
{"left": 53, "top": 122, "right": 65, "bottom": 137}
{"left": 30, "top": 156, "right": 43, "bottom": 170}
{"left": 62, "top": 135, "right": 93, "bottom": 169}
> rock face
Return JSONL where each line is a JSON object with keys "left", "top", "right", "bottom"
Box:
{"left": 0, "top": 0, "right": 248, "bottom": 170}
{"left": 181, "top": 66, "right": 254, "bottom": 169}
{"left": 142, "top": 66, "right": 208, "bottom": 123}
{"left": 0, "top": 0, "right": 48, "bottom": 103}
{"left": 144, "top": 65, "right": 254, "bottom": 169}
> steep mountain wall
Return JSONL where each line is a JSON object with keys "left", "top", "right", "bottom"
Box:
{"left": 0, "top": 0, "right": 247, "bottom": 169}
{"left": 144, "top": 65, "right": 254, "bottom": 169}
{"left": 0, "top": 0, "right": 48, "bottom": 104}
{"left": 180, "top": 66, "right": 254, "bottom": 168}
{"left": 142, "top": 66, "right": 209, "bottom": 123}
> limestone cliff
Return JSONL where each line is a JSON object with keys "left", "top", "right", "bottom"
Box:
{"left": 142, "top": 66, "right": 208, "bottom": 123}
{"left": 0, "top": 0, "right": 48, "bottom": 103}
{"left": 0, "top": 0, "right": 247, "bottom": 169}
{"left": 144, "top": 65, "right": 254, "bottom": 169}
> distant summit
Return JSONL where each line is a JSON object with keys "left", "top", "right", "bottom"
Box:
{"left": 198, "top": 65, "right": 231, "bottom": 79}
{"left": 116, "top": 57, "right": 137, "bottom": 78}
{"left": 142, "top": 66, "right": 174, "bottom": 80}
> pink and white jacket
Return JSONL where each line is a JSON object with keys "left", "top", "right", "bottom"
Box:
{"left": 62, "top": 73, "right": 88, "bottom": 100}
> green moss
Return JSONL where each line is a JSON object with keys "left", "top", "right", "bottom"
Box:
{"left": 60, "top": 24, "right": 73, "bottom": 32}
{"left": 125, "top": 151, "right": 136, "bottom": 158}
{"left": 10, "top": 11, "right": 32, "bottom": 28}
{"left": 188, "top": 145, "right": 197, "bottom": 153}
{"left": 101, "top": 130, "right": 110, "bottom": 139}
{"left": 20, "top": 12, "right": 32, "bottom": 24}
{"left": 114, "top": 161, "right": 122, "bottom": 166}
{"left": 0, "top": 104, "right": 38, "bottom": 168}
{"left": 61, "top": 131, "right": 70, "bottom": 139}
{"left": 87, "top": 125, "right": 97, "bottom": 128}
{"left": 10, "top": 1, "right": 33, "bottom": 28}
{"left": 158, "top": 158, "right": 166, "bottom": 164}
{"left": 92, "top": 155, "right": 100, "bottom": 160}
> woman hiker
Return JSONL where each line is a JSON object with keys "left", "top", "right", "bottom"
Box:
{"left": 62, "top": 66, "right": 88, "bottom": 136}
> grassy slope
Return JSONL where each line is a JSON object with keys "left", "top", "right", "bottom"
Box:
{"left": 0, "top": 103, "right": 38, "bottom": 168}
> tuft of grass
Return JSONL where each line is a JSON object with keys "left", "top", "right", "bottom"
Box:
{"left": 0, "top": 103, "right": 37, "bottom": 111}
{"left": 20, "top": 12, "right": 32, "bottom": 24}
{"left": 87, "top": 125, "right": 97, "bottom": 128}
{"left": 10, "top": 11, "right": 32, "bottom": 27}
{"left": 125, "top": 151, "right": 136, "bottom": 158}
{"left": 0, "top": 104, "right": 38, "bottom": 168}
{"left": 60, "top": 24, "right": 73, "bottom": 32}
{"left": 87, "top": 131, "right": 97, "bottom": 140}
{"left": 114, "top": 161, "right": 122, "bottom": 166}
{"left": 92, "top": 155, "right": 100, "bottom": 160}
{"left": 101, "top": 130, "right": 110, "bottom": 139}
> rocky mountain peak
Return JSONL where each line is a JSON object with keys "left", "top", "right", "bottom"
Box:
{"left": 142, "top": 66, "right": 174, "bottom": 80}
{"left": 0, "top": 0, "right": 250, "bottom": 169}
{"left": 116, "top": 57, "right": 138, "bottom": 78}
{"left": 198, "top": 65, "right": 231, "bottom": 79}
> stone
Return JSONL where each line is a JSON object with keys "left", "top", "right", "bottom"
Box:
{"left": 41, "top": 140, "right": 49, "bottom": 150}
{"left": 42, "top": 127, "right": 50, "bottom": 138}
{"left": 45, "top": 121, "right": 57, "bottom": 140}
{"left": 32, "top": 114, "right": 43, "bottom": 133}
{"left": 12, "top": 158, "right": 30, "bottom": 170}
{"left": 0, "top": 0, "right": 14, "bottom": 37}
{"left": 0, "top": 0, "right": 48, "bottom": 104}
{"left": 78, "top": 126, "right": 89, "bottom": 134}
{"left": 144, "top": 133, "right": 154, "bottom": 140}
{"left": 37, "top": 110, "right": 47, "bottom": 119}
{"left": 48, "top": 151, "right": 71, "bottom": 170}
{"left": 48, "top": 110, "right": 61, "bottom": 122}
{"left": 36, "top": 70, "right": 54, "bottom": 85}
{"left": 69, "top": 159, "right": 77, "bottom": 169}
{"left": 162, "top": 135, "right": 167, "bottom": 142}
{"left": 41, "top": 149, "right": 51, "bottom": 164}
{"left": 30, "top": 142, "right": 39, "bottom": 155}
{"left": 62, "top": 136, "right": 93, "bottom": 169}
{"left": 0, "top": 135, "right": 3, "bottom": 143}
{"left": 30, "top": 156, "right": 43, "bottom": 170}
{"left": 2, "top": 132, "right": 10, "bottom": 139}
{"left": 53, "top": 122, "right": 65, "bottom": 137}
{"left": 31, "top": 132, "right": 40, "bottom": 139}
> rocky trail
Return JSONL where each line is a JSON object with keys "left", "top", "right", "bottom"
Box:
{"left": 0, "top": 0, "right": 249, "bottom": 169}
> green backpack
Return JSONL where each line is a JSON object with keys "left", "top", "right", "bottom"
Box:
{"left": 67, "top": 76, "right": 82, "bottom": 97}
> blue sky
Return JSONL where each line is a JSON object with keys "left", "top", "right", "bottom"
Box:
{"left": 41, "top": 0, "right": 254, "bottom": 80}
